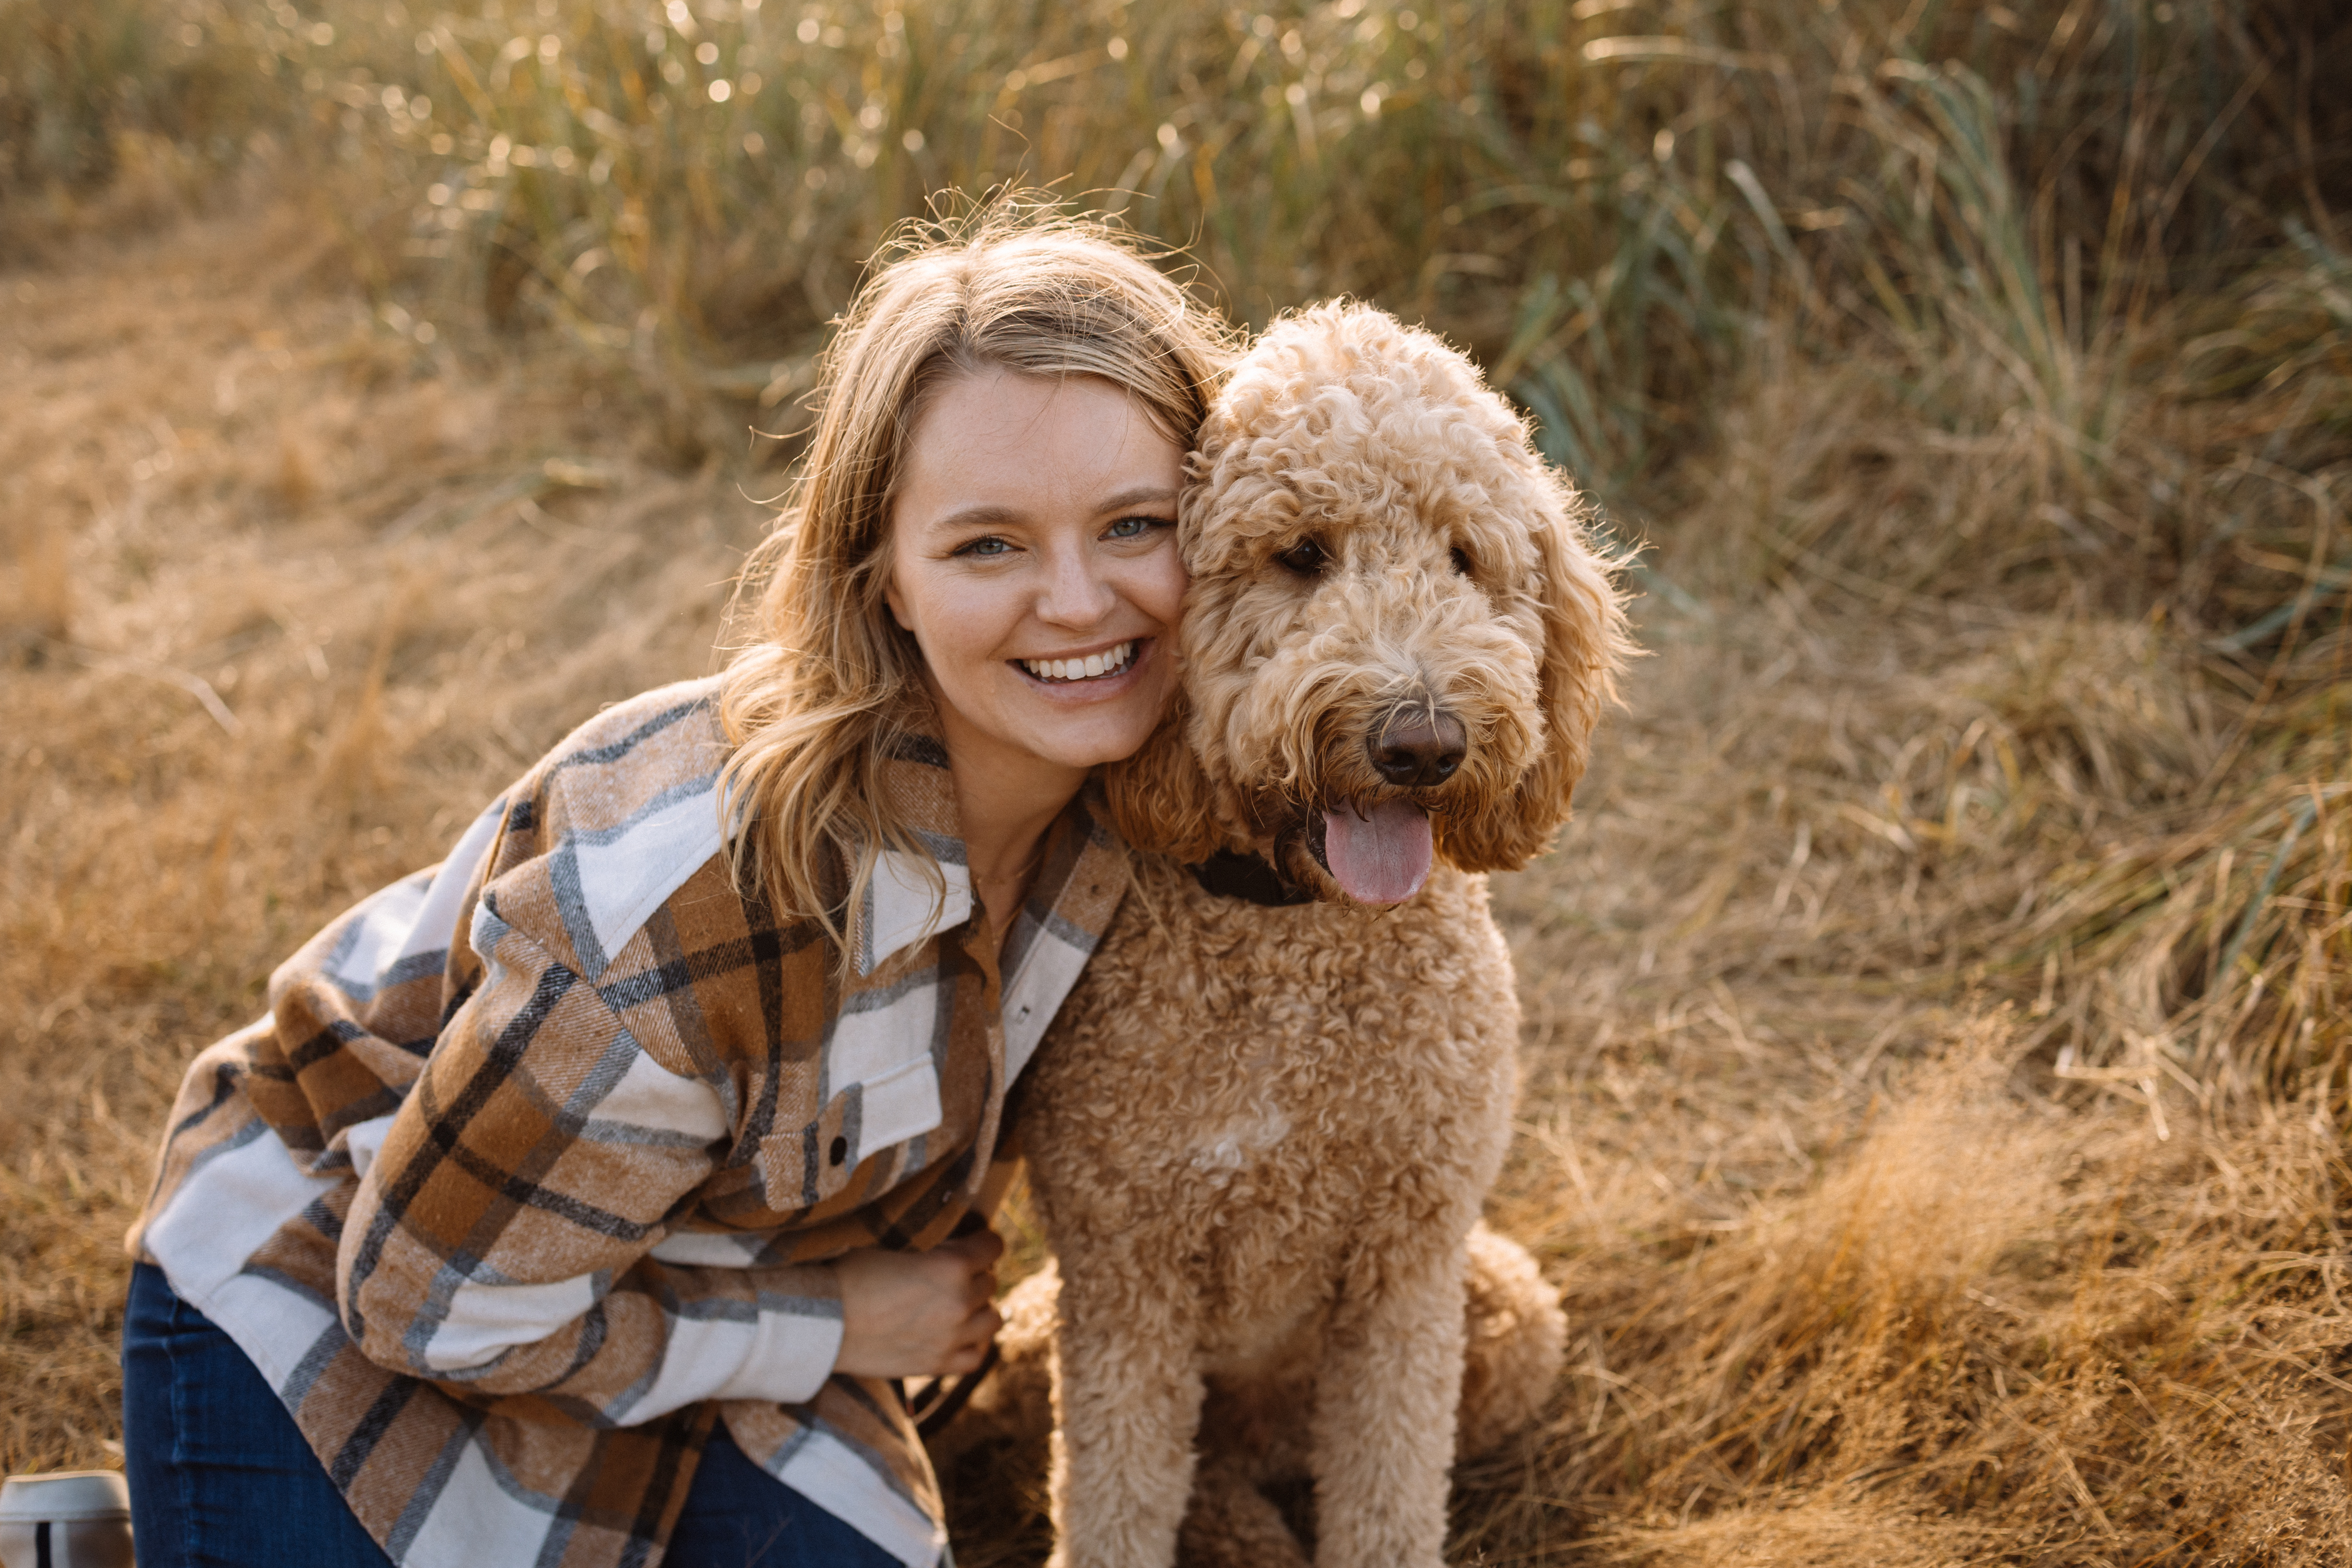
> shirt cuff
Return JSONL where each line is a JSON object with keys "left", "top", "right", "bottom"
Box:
{"left": 705, "top": 1281, "right": 848, "bottom": 1406}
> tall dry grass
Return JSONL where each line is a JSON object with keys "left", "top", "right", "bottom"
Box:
{"left": 0, "top": 203, "right": 766, "bottom": 1470}
{"left": 5, "top": 0, "right": 2351, "bottom": 1561}
{"left": 11, "top": 0, "right": 2342, "bottom": 482}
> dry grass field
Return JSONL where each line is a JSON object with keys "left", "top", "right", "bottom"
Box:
{"left": 5, "top": 0, "right": 2351, "bottom": 1562}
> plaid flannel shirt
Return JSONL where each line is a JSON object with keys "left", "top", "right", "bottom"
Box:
{"left": 129, "top": 678, "right": 1128, "bottom": 1568}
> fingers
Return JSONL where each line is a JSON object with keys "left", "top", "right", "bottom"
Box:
{"left": 936, "top": 1232, "right": 1004, "bottom": 1374}
{"left": 938, "top": 1302, "right": 1004, "bottom": 1374}
{"left": 937, "top": 1227, "right": 1002, "bottom": 1313}
{"left": 960, "top": 1258, "right": 1000, "bottom": 1309}
{"left": 939, "top": 1226, "right": 1006, "bottom": 1268}
{"left": 831, "top": 1229, "right": 1010, "bottom": 1378}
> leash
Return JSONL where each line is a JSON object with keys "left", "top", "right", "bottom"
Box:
{"left": 899, "top": 1205, "right": 1011, "bottom": 1439}
{"left": 904, "top": 1341, "right": 1001, "bottom": 1439}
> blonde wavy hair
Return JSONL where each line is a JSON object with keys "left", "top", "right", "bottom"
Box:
{"left": 718, "top": 207, "right": 1233, "bottom": 950}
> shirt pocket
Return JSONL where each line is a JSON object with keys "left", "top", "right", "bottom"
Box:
{"left": 846, "top": 1053, "right": 946, "bottom": 1157}
{"left": 761, "top": 1054, "right": 945, "bottom": 1212}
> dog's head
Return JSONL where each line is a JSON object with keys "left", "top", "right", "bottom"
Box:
{"left": 1104, "top": 302, "right": 1629, "bottom": 904}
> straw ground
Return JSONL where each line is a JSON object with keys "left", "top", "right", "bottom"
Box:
{"left": 5, "top": 195, "right": 2346, "bottom": 1561}
{"left": 5, "top": 0, "right": 2350, "bottom": 1560}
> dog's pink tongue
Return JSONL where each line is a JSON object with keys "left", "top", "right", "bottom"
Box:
{"left": 1322, "top": 800, "right": 1433, "bottom": 905}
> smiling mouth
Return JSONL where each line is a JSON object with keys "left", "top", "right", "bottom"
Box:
{"left": 1018, "top": 640, "right": 1138, "bottom": 684}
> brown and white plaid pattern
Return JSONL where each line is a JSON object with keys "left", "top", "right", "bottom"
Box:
{"left": 130, "top": 678, "right": 1128, "bottom": 1568}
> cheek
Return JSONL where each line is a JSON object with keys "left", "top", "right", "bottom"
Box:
{"left": 895, "top": 559, "right": 994, "bottom": 641}
{"left": 1125, "top": 548, "right": 1189, "bottom": 629}
{"left": 884, "top": 531, "right": 917, "bottom": 620}
{"left": 924, "top": 603, "right": 1009, "bottom": 682}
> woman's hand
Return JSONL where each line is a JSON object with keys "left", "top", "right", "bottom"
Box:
{"left": 832, "top": 1228, "right": 1006, "bottom": 1378}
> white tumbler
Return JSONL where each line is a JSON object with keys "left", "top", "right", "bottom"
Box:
{"left": 0, "top": 1471, "right": 134, "bottom": 1568}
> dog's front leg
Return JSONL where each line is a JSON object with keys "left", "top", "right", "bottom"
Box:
{"left": 1308, "top": 1231, "right": 1470, "bottom": 1568}
{"left": 1046, "top": 1242, "right": 1207, "bottom": 1568}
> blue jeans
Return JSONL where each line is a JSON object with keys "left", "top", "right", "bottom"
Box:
{"left": 121, "top": 1263, "right": 902, "bottom": 1567}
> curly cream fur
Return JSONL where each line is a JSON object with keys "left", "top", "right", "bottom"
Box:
{"left": 943, "top": 1225, "right": 1571, "bottom": 1566}
{"left": 1104, "top": 301, "right": 1628, "bottom": 876}
{"left": 1024, "top": 303, "right": 1625, "bottom": 1567}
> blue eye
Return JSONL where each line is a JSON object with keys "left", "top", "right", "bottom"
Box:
{"left": 1105, "top": 514, "right": 1170, "bottom": 540}
{"left": 954, "top": 536, "right": 1013, "bottom": 558}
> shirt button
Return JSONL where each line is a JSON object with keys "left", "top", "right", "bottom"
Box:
{"left": 829, "top": 1135, "right": 848, "bottom": 1167}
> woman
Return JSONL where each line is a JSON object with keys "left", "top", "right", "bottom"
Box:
{"left": 121, "top": 213, "right": 1232, "bottom": 1568}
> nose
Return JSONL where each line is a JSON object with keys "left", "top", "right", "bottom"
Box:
{"left": 1368, "top": 708, "right": 1468, "bottom": 787}
{"left": 1036, "top": 540, "right": 1118, "bottom": 627}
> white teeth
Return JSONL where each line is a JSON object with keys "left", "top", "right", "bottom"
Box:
{"left": 1023, "top": 641, "right": 1134, "bottom": 683}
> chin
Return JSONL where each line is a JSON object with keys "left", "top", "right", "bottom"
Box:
{"left": 1050, "top": 721, "right": 1163, "bottom": 774}
{"left": 1014, "top": 691, "right": 1173, "bottom": 774}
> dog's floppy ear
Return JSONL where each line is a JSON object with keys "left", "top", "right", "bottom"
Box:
{"left": 1101, "top": 696, "right": 1224, "bottom": 863}
{"left": 1442, "top": 468, "right": 1629, "bottom": 872}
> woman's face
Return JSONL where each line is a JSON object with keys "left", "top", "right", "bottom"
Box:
{"left": 885, "top": 367, "right": 1188, "bottom": 783}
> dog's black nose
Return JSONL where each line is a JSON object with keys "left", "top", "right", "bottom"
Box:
{"left": 1369, "top": 710, "right": 1468, "bottom": 787}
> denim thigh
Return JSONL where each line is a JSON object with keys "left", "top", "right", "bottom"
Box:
{"left": 125, "top": 1264, "right": 906, "bottom": 1568}
{"left": 120, "top": 1262, "right": 394, "bottom": 1568}
{"left": 667, "top": 1427, "right": 905, "bottom": 1568}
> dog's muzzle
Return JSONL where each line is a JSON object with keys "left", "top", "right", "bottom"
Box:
{"left": 1368, "top": 708, "right": 1468, "bottom": 788}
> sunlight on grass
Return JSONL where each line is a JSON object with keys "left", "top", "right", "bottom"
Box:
{"left": 3, "top": 0, "right": 2348, "bottom": 1561}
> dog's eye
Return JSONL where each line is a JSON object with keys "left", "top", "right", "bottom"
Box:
{"left": 1276, "top": 539, "right": 1328, "bottom": 576}
{"left": 1450, "top": 547, "right": 1473, "bottom": 577}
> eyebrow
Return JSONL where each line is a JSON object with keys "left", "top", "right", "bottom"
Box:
{"left": 1093, "top": 482, "right": 1181, "bottom": 515}
{"left": 920, "top": 483, "right": 1180, "bottom": 535}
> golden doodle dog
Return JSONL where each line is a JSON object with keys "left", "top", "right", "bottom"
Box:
{"left": 973, "top": 302, "right": 1628, "bottom": 1566}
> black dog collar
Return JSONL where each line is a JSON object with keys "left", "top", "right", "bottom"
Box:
{"left": 1186, "top": 848, "right": 1316, "bottom": 907}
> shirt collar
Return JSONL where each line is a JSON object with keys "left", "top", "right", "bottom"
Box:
{"left": 843, "top": 727, "right": 1130, "bottom": 978}
{"left": 847, "top": 728, "right": 970, "bottom": 976}
{"left": 858, "top": 847, "right": 975, "bottom": 975}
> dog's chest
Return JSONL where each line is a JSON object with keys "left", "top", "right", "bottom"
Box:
{"left": 1022, "top": 860, "right": 1520, "bottom": 1272}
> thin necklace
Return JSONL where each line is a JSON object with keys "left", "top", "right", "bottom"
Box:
{"left": 978, "top": 839, "right": 1046, "bottom": 887}
{"left": 973, "top": 839, "right": 1046, "bottom": 938}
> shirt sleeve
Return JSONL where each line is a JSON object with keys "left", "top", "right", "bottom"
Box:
{"left": 335, "top": 896, "right": 847, "bottom": 1424}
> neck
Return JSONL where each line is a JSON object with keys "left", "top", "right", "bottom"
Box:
{"left": 952, "top": 759, "right": 1082, "bottom": 880}
{"left": 929, "top": 694, "right": 1089, "bottom": 900}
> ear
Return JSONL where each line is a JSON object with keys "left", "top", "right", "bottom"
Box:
{"left": 1441, "top": 469, "right": 1630, "bottom": 872}
{"left": 1100, "top": 696, "right": 1224, "bottom": 863}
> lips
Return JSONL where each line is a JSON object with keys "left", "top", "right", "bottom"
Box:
{"left": 1018, "top": 640, "right": 1137, "bottom": 683}
{"left": 1307, "top": 799, "right": 1434, "bottom": 905}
